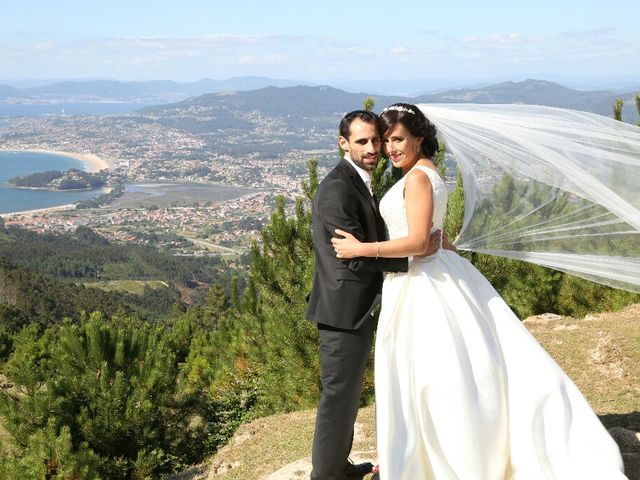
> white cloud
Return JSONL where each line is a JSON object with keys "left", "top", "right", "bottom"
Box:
{"left": 238, "top": 54, "right": 285, "bottom": 65}
{"left": 238, "top": 55, "right": 258, "bottom": 64}
{"left": 33, "top": 42, "right": 55, "bottom": 52}
{"left": 561, "top": 28, "right": 616, "bottom": 40}
{"left": 344, "top": 46, "right": 374, "bottom": 55}
{"left": 460, "top": 33, "right": 543, "bottom": 47}
{"left": 390, "top": 46, "right": 409, "bottom": 54}
{"left": 457, "top": 51, "right": 482, "bottom": 60}
{"left": 262, "top": 54, "right": 284, "bottom": 65}
{"left": 2, "top": 28, "right": 638, "bottom": 82}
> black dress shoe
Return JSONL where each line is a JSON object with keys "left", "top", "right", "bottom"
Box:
{"left": 344, "top": 461, "right": 374, "bottom": 478}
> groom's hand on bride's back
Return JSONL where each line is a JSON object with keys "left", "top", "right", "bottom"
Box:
{"left": 414, "top": 230, "right": 442, "bottom": 257}
{"left": 413, "top": 230, "right": 457, "bottom": 257}
{"left": 442, "top": 230, "right": 458, "bottom": 253}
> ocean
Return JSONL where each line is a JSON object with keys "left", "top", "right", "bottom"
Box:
{"left": 0, "top": 151, "right": 106, "bottom": 214}
{"left": 0, "top": 102, "right": 158, "bottom": 117}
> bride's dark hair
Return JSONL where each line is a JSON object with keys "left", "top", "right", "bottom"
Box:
{"left": 379, "top": 103, "right": 438, "bottom": 159}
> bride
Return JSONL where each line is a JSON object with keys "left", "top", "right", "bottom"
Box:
{"left": 331, "top": 103, "right": 626, "bottom": 479}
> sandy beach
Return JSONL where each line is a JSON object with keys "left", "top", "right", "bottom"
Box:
{"left": 57, "top": 151, "right": 111, "bottom": 172}
{"left": 4, "top": 148, "right": 113, "bottom": 172}
{"left": 0, "top": 203, "right": 77, "bottom": 219}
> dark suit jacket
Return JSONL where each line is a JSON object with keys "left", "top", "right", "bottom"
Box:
{"left": 306, "top": 159, "right": 407, "bottom": 330}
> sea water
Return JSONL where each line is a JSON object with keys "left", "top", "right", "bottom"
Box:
{"left": 0, "top": 151, "right": 105, "bottom": 214}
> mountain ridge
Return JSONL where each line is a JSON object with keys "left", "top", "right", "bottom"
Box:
{"left": 1, "top": 77, "right": 638, "bottom": 122}
{"left": 0, "top": 77, "right": 316, "bottom": 103}
{"left": 414, "top": 78, "right": 638, "bottom": 118}
{"left": 138, "top": 79, "right": 640, "bottom": 124}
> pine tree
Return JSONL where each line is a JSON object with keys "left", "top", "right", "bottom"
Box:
{"left": 232, "top": 163, "right": 320, "bottom": 412}
{"left": 204, "top": 282, "right": 228, "bottom": 327}
{"left": 0, "top": 419, "right": 100, "bottom": 480}
{"left": 0, "top": 314, "right": 192, "bottom": 478}
{"left": 444, "top": 166, "right": 465, "bottom": 240}
{"left": 0, "top": 324, "right": 12, "bottom": 362}
{"left": 613, "top": 98, "right": 624, "bottom": 121}
{"left": 363, "top": 97, "right": 375, "bottom": 112}
{"left": 612, "top": 93, "right": 640, "bottom": 125}
{"left": 186, "top": 159, "right": 321, "bottom": 415}
{"left": 0, "top": 323, "right": 52, "bottom": 445}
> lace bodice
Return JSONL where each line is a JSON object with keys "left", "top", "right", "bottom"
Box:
{"left": 379, "top": 165, "right": 448, "bottom": 240}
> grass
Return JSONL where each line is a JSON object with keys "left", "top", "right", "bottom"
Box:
{"left": 0, "top": 419, "right": 8, "bottom": 457}
{"left": 83, "top": 279, "right": 169, "bottom": 295}
{"left": 0, "top": 416, "right": 10, "bottom": 456}
{"left": 182, "top": 303, "right": 640, "bottom": 480}
{"left": 171, "top": 407, "right": 377, "bottom": 480}
{"left": 524, "top": 303, "right": 640, "bottom": 428}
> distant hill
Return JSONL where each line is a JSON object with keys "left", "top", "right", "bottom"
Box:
{"left": 0, "top": 85, "right": 25, "bottom": 100}
{"left": 130, "top": 85, "right": 404, "bottom": 156}
{"left": 124, "top": 81, "right": 640, "bottom": 159}
{"left": 3, "top": 79, "right": 632, "bottom": 163}
{"left": 25, "top": 80, "right": 184, "bottom": 99}
{"left": 414, "top": 79, "right": 639, "bottom": 121}
{"left": 2, "top": 78, "right": 638, "bottom": 122}
{"left": 138, "top": 85, "right": 402, "bottom": 123}
{"left": 415, "top": 79, "right": 611, "bottom": 105}
{"left": 2, "top": 77, "right": 315, "bottom": 103}
{"left": 0, "top": 224, "right": 237, "bottom": 329}
{"left": 190, "top": 76, "right": 315, "bottom": 93}
{"left": 137, "top": 80, "right": 640, "bottom": 130}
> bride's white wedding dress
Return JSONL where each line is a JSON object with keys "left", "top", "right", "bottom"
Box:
{"left": 374, "top": 165, "right": 626, "bottom": 479}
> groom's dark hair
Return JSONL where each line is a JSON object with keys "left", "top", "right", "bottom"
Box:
{"left": 339, "top": 110, "right": 378, "bottom": 139}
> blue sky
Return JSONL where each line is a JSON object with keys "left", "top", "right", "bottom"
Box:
{"left": 3, "top": 0, "right": 639, "bottom": 87}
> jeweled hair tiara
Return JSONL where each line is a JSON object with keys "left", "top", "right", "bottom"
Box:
{"left": 382, "top": 105, "right": 415, "bottom": 114}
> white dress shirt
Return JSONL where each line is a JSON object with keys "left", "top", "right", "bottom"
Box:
{"left": 344, "top": 154, "right": 373, "bottom": 196}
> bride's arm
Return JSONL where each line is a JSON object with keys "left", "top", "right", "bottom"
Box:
{"left": 333, "top": 169, "right": 434, "bottom": 259}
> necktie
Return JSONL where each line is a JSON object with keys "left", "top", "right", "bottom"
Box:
{"left": 365, "top": 178, "right": 372, "bottom": 196}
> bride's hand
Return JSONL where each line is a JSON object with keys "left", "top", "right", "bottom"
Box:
{"left": 331, "top": 229, "right": 362, "bottom": 259}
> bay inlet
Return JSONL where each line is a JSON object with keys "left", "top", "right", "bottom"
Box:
{"left": 0, "top": 150, "right": 107, "bottom": 215}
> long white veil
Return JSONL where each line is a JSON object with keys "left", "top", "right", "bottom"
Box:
{"left": 417, "top": 104, "right": 640, "bottom": 293}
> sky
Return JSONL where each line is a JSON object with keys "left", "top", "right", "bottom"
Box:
{"left": 3, "top": 0, "right": 640, "bottom": 88}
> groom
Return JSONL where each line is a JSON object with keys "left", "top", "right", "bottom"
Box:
{"left": 306, "top": 110, "right": 439, "bottom": 479}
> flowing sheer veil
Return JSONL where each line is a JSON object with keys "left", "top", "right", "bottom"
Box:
{"left": 417, "top": 103, "right": 640, "bottom": 293}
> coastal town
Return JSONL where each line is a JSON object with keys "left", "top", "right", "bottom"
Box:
{"left": 0, "top": 108, "right": 337, "bottom": 256}
{"left": 2, "top": 190, "right": 275, "bottom": 256}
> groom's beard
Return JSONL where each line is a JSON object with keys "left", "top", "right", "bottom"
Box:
{"left": 351, "top": 154, "right": 378, "bottom": 172}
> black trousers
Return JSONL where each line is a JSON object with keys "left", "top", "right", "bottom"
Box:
{"left": 310, "top": 319, "right": 375, "bottom": 480}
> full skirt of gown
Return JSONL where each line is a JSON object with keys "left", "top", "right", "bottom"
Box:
{"left": 374, "top": 249, "right": 627, "bottom": 479}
